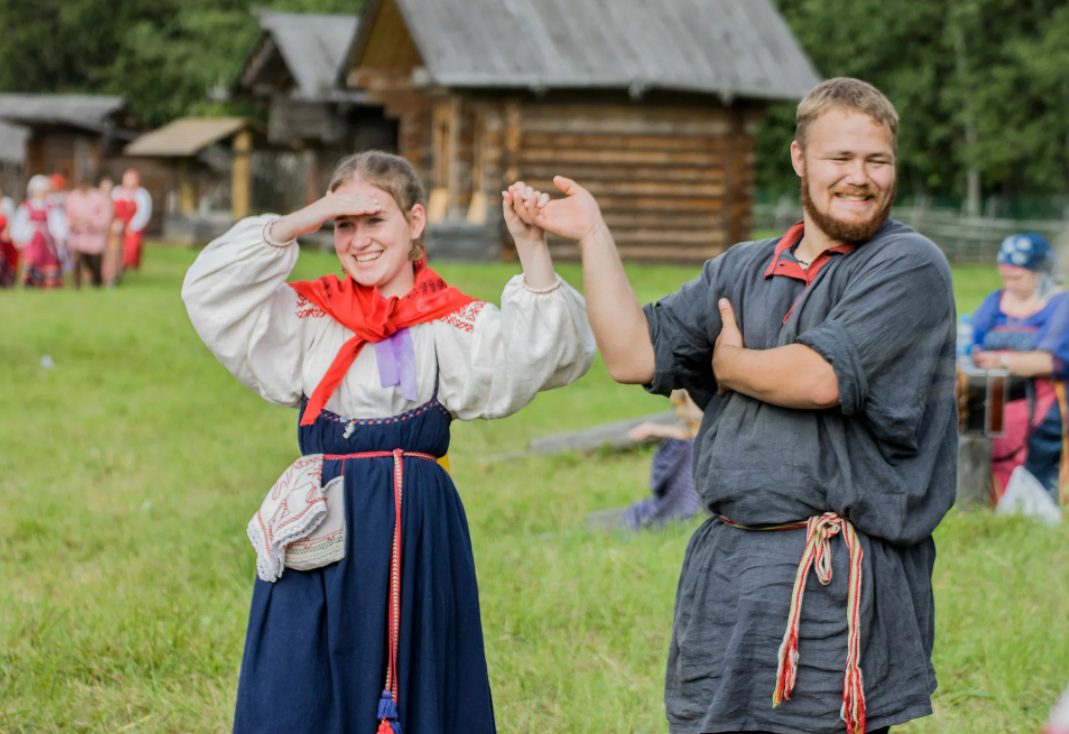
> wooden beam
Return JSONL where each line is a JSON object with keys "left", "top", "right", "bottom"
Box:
{"left": 723, "top": 109, "right": 754, "bottom": 247}
{"left": 231, "top": 129, "right": 252, "bottom": 222}
{"left": 304, "top": 148, "right": 318, "bottom": 206}
{"left": 467, "top": 110, "right": 488, "bottom": 224}
{"left": 446, "top": 96, "right": 461, "bottom": 216}
{"left": 178, "top": 159, "right": 198, "bottom": 215}
{"left": 519, "top": 148, "right": 723, "bottom": 166}
{"left": 505, "top": 99, "right": 521, "bottom": 182}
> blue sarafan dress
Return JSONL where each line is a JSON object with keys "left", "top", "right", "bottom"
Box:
{"left": 181, "top": 216, "right": 596, "bottom": 734}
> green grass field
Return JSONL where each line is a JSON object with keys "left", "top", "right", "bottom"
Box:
{"left": 1, "top": 245, "right": 1067, "bottom": 734}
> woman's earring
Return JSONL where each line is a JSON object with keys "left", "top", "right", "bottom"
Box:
{"left": 408, "top": 239, "right": 424, "bottom": 262}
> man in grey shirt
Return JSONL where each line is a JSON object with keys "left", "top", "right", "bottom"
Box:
{"left": 507, "top": 78, "right": 957, "bottom": 733}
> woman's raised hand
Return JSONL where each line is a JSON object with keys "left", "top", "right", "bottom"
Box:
{"left": 502, "top": 182, "right": 548, "bottom": 246}
{"left": 269, "top": 191, "right": 382, "bottom": 244}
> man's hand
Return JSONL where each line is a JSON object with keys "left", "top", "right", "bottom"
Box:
{"left": 709, "top": 298, "right": 839, "bottom": 408}
{"left": 516, "top": 176, "right": 606, "bottom": 244}
{"left": 713, "top": 298, "right": 743, "bottom": 396}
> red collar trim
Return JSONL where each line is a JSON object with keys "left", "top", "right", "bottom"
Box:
{"left": 763, "top": 221, "right": 856, "bottom": 283}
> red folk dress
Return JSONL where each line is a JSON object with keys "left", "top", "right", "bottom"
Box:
{"left": 112, "top": 189, "right": 149, "bottom": 269}
{"left": 19, "top": 201, "right": 63, "bottom": 289}
{"left": 0, "top": 213, "right": 17, "bottom": 287}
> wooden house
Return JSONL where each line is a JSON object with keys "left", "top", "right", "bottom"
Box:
{"left": 341, "top": 0, "right": 820, "bottom": 262}
{"left": 0, "top": 120, "right": 29, "bottom": 198}
{"left": 124, "top": 117, "right": 268, "bottom": 243}
{"left": 0, "top": 94, "right": 174, "bottom": 232}
{"left": 230, "top": 11, "right": 397, "bottom": 205}
{"left": 0, "top": 94, "right": 133, "bottom": 182}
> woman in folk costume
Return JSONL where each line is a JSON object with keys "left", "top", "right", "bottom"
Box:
{"left": 182, "top": 151, "right": 595, "bottom": 734}
{"left": 11, "top": 175, "right": 68, "bottom": 289}
{"left": 0, "top": 185, "right": 17, "bottom": 286}
{"left": 971, "top": 233, "right": 1069, "bottom": 504}
{"left": 111, "top": 168, "right": 152, "bottom": 271}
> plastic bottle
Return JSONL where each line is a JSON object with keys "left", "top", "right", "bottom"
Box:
{"left": 956, "top": 314, "right": 974, "bottom": 363}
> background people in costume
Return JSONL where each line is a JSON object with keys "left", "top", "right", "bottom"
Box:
{"left": 65, "top": 173, "right": 114, "bottom": 288}
{"left": 970, "top": 233, "right": 1069, "bottom": 504}
{"left": 112, "top": 168, "right": 152, "bottom": 273}
{"left": 11, "top": 175, "right": 68, "bottom": 289}
{"left": 96, "top": 175, "right": 124, "bottom": 286}
{"left": 0, "top": 185, "right": 17, "bottom": 287}
{"left": 509, "top": 78, "right": 956, "bottom": 734}
{"left": 47, "top": 174, "right": 70, "bottom": 273}
{"left": 182, "top": 151, "right": 594, "bottom": 734}
{"left": 619, "top": 390, "right": 704, "bottom": 530}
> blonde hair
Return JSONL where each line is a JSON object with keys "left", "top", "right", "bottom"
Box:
{"left": 328, "top": 151, "right": 425, "bottom": 221}
{"left": 27, "top": 175, "right": 51, "bottom": 197}
{"left": 796, "top": 78, "right": 898, "bottom": 150}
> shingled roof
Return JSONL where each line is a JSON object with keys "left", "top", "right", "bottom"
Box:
{"left": 0, "top": 94, "right": 126, "bottom": 133}
{"left": 242, "top": 11, "right": 360, "bottom": 101}
{"left": 347, "top": 0, "right": 819, "bottom": 101}
{"left": 124, "top": 118, "right": 264, "bottom": 157}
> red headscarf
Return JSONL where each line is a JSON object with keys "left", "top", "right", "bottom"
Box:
{"left": 289, "top": 264, "right": 474, "bottom": 426}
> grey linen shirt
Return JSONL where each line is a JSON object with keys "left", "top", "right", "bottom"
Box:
{"left": 644, "top": 220, "right": 958, "bottom": 734}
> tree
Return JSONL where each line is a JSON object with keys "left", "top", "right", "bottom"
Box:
{"left": 0, "top": 0, "right": 365, "bottom": 128}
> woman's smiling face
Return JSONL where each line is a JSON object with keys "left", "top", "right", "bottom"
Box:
{"left": 332, "top": 175, "right": 426, "bottom": 297}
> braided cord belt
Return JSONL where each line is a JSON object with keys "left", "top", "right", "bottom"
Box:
{"left": 720, "top": 512, "right": 867, "bottom": 734}
{"left": 324, "top": 449, "right": 440, "bottom": 734}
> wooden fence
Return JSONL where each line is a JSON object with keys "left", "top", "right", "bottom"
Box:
{"left": 753, "top": 201, "right": 1069, "bottom": 265}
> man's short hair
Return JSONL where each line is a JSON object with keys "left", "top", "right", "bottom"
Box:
{"left": 796, "top": 78, "right": 899, "bottom": 151}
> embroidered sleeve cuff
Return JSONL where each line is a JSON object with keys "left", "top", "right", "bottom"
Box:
{"left": 520, "top": 274, "right": 564, "bottom": 294}
{"left": 263, "top": 217, "right": 296, "bottom": 249}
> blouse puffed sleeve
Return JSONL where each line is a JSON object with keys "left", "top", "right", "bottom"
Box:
{"left": 9, "top": 205, "right": 30, "bottom": 246}
{"left": 435, "top": 274, "right": 596, "bottom": 420}
{"left": 181, "top": 215, "right": 308, "bottom": 407}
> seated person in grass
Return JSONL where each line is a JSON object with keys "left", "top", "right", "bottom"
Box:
{"left": 970, "top": 233, "right": 1069, "bottom": 505}
{"left": 620, "top": 389, "right": 704, "bottom": 530}
{"left": 508, "top": 78, "right": 957, "bottom": 734}
{"left": 182, "top": 151, "right": 595, "bottom": 734}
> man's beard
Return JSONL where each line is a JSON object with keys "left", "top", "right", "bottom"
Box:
{"left": 800, "top": 174, "right": 896, "bottom": 245}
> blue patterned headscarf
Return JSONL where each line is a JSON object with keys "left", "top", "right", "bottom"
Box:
{"left": 997, "top": 233, "right": 1054, "bottom": 272}
{"left": 997, "top": 233, "right": 1056, "bottom": 297}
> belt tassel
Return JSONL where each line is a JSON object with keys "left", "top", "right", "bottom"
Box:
{"left": 722, "top": 512, "right": 867, "bottom": 734}
{"left": 322, "top": 448, "right": 441, "bottom": 734}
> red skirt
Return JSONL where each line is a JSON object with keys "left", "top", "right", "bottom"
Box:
{"left": 0, "top": 238, "right": 17, "bottom": 287}
{"left": 122, "top": 229, "right": 144, "bottom": 269}
{"left": 22, "top": 232, "right": 64, "bottom": 289}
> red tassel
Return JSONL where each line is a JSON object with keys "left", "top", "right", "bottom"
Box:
{"left": 376, "top": 719, "right": 394, "bottom": 734}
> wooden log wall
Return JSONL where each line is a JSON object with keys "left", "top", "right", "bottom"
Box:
{"left": 512, "top": 103, "right": 754, "bottom": 263}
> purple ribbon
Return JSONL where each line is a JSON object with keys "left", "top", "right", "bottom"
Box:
{"left": 374, "top": 328, "right": 418, "bottom": 402}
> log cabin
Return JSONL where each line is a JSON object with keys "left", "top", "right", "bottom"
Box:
{"left": 0, "top": 94, "right": 172, "bottom": 231}
{"left": 229, "top": 11, "right": 398, "bottom": 205}
{"left": 340, "top": 0, "right": 820, "bottom": 262}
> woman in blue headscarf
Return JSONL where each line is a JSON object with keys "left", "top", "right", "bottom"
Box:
{"left": 971, "top": 233, "right": 1069, "bottom": 504}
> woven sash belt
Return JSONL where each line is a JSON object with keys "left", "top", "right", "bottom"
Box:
{"left": 325, "top": 449, "right": 440, "bottom": 734}
{"left": 719, "top": 512, "right": 867, "bottom": 734}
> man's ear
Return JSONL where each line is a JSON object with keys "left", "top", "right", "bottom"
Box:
{"left": 790, "top": 140, "right": 805, "bottom": 179}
